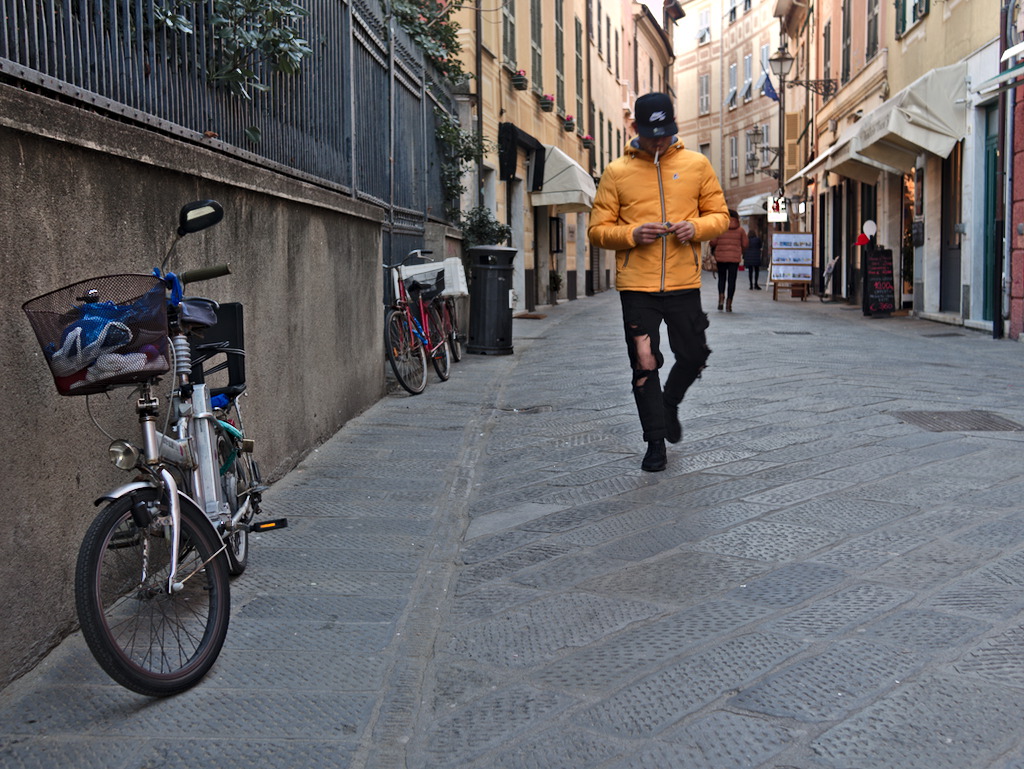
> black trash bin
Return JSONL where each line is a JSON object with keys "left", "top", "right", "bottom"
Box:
{"left": 467, "top": 245, "right": 517, "bottom": 355}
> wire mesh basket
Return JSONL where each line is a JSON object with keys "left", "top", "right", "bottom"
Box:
{"left": 400, "top": 265, "right": 445, "bottom": 301}
{"left": 23, "top": 273, "right": 170, "bottom": 396}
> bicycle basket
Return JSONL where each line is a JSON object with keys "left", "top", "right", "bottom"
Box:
{"left": 400, "top": 265, "right": 445, "bottom": 301}
{"left": 22, "top": 273, "right": 170, "bottom": 396}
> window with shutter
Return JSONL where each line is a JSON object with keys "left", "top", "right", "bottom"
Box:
{"left": 784, "top": 111, "right": 802, "bottom": 181}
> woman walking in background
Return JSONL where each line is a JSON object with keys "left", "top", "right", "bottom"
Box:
{"left": 709, "top": 209, "right": 748, "bottom": 312}
{"left": 744, "top": 222, "right": 763, "bottom": 290}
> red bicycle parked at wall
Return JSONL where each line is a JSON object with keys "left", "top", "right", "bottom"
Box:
{"left": 384, "top": 250, "right": 451, "bottom": 394}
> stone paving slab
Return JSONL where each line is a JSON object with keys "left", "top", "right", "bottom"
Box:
{"left": 5, "top": 283, "right": 1024, "bottom": 769}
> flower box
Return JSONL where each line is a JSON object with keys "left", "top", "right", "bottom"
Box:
{"left": 511, "top": 72, "right": 528, "bottom": 90}
{"left": 539, "top": 94, "right": 555, "bottom": 112}
{"left": 563, "top": 115, "right": 575, "bottom": 131}
{"left": 581, "top": 136, "right": 594, "bottom": 149}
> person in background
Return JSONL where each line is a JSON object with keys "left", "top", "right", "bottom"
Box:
{"left": 744, "top": 221, "right": 763, "bottom": 290}
{"left": 588, "top": 92, "right": 729, "bottom": 472}
{"left": 709, "top": 210, "right": 748, "bottom": 312}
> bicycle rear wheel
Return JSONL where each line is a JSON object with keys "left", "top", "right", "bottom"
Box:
{"left": 427, "top": 304, "right": 451, "bottom": 381}
{"left": 217, "top": 427, "right": 256, "bottom": 576}
{"left": 385, "top": 308, "right": 427, "bottom": 394}
{"left": 75, "top": 488, "right": 230, "bottom": 696}
{"left": 442, "top": 297, "right": 463, "bottom": 362}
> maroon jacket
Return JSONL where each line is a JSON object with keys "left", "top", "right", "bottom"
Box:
{"left": 710, "top": 219, "right": 749, "bottom": 264}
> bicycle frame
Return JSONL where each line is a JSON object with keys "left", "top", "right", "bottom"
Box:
{"left": 393, "top": 267, "right": 442, "bottom": 359}
{"left": 102, "top": 330, "right": 240, "bottom": 592}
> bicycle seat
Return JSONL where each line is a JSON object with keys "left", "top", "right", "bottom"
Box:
{"left": 179, "top": 298, "right": 219, "bottom": 329}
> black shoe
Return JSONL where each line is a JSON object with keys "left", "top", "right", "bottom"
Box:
{"left": 641, "top": 439, "right": 667, "bottom": 472}
{"left": 664, "top": 401, "right": 682, "bottom": 444}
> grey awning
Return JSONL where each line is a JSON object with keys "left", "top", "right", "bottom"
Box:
{"left": 855, "top": 62, "right": 968, "bottom": 171}
{"left": 529, "top": 145, "right": 596, "bottom": 213}
{"left": 825, "top": 122, "right": 903, "bottom": 183}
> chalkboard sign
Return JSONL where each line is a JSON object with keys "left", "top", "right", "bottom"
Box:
{"left": 864, "top": 247, "right": 896, "bottom": 316}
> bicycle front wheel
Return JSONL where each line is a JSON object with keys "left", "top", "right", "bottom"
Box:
{"left": 385, "top": 308, "right": 427, "bottom": 394}
{"left": 427, "top": 304, "right": 451, "bottom": 381}
{"left": 75, "top": 488, "right": 230, "bottom": 696}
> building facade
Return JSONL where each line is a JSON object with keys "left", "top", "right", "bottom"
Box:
{"left": 454, "top": 0, "right": 683, "bottom": 311}
{"left": 781, "top": 0, "right": 1003, "bottom": 329}
{"left": 675, "top": 1, "right": 1016, "bottom": 338}
{"left": 675, "top": 0, "right": 786, "bottom": 239}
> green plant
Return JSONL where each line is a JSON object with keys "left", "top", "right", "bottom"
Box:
{"left": 460, "top": 206, "right": 511, "bottom": 249}
{"left": 390, "top": 0, "right": 468, "bottom": 85}
{"left": 154, "top": 0, "right": 313, "bottom": 101}
{"left": 210, "top": 0, "right": 312, "bottom": 99}
{"left": 549, "top": 271, "right": 563, "bottom": 293}
{"left": 435, "top": 109, "right": 491, "bottom": 218}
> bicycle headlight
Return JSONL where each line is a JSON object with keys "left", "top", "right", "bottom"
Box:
{"left": 108, "top": 440, "right": 141, "bottom": 470}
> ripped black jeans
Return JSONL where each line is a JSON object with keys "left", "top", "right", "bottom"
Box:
{"left": 620, "top": 289, "right": 711, "bottom": 442}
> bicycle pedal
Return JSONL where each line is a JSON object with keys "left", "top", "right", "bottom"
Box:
{"left": 250, "top": 518, "right": 288, "bottom": 532}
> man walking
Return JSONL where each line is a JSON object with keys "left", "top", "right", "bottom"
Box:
{"left": 588, "top": 92, "right": 729, "bottom": 472}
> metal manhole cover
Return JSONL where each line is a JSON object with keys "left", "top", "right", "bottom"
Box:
{"left": 496, "top": 405, "right": 553, "bottom": 414}
{"left": 892, "top": 410, "right": 1024, "bottom": 432}
{"left": 773, "top": 331, "right": 812, "bottom": 335}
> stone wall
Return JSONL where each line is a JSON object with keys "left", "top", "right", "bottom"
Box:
{"left": 0, "top": 83, "right": 386, "bottom": 688}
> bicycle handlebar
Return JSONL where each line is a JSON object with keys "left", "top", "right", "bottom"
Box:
{"left": 401, "top": 249, "right": 434, "bottom": 265}
{"left": 180, "top": 264, "right": 231, "bottom": 285}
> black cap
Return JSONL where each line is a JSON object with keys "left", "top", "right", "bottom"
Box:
{"left": 634, "top": 92, "right": 677, "bottom": 138}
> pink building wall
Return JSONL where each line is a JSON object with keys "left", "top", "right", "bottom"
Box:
{"left": 1012, "top": 88, "right": 1024, "bottom": 340}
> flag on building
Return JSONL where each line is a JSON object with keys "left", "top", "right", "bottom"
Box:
{"left": 763, "top": 74, "right": 779, "bottom": 102}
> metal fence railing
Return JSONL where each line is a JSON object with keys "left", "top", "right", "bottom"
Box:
{"left": 0, "top": 0, "right": 458, "bottom": 261}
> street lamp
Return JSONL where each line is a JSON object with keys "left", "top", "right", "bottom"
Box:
{"left": 768, "top": 44, "right": 795, "bottom": 203}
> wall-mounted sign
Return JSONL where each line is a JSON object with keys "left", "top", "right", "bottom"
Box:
{"left": 767, "top": 195, "right": 788, "bottom": 223}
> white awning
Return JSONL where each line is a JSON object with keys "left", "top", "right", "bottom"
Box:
{"left": 1003, "top": 40, "right": 1024, "bottom": 62}
{"left": 530, "top": 145, "right": 596, "bottom": 213}
{"left": 855, "top": 62, "right": 968, "bottom": 171}
{"left": 787, "top": 145, "right": 836, "bottom": 185}
{"left": 972, "top": 59, "right": 1024, "bottom": 95}
{"left": 736, "top": 194, "right": 767, "bottom": 216}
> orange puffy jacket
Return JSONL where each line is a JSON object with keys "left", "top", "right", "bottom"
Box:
{"left": 589, "top": 139, "right": 729, "bottom": 293}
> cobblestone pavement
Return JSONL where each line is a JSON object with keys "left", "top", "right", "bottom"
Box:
{"left": 4, "top": 280, "right": 1024, "bottom": 769}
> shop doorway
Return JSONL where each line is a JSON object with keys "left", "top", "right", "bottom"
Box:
{"left": 983, "top": 107, "right": 999, "bottom": 321}
{"left": 832, "top": 184, "right": 844, "bottom": 299}
{"left": 901, "top": 172, "right": 915, "bottom": 308}
{"left": 940, "top": 142, "right": 963, "bottom": 313}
